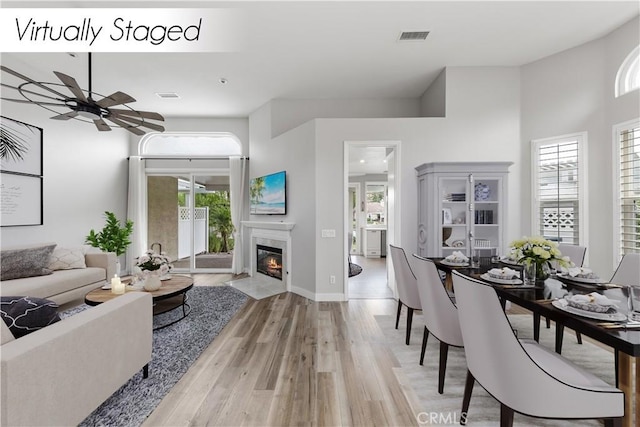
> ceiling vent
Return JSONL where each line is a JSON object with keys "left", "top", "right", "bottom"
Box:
{"left": 156, "top": 92, "right": 180, "bottom": 99}
{"left": 398, "top": 31, "right": 430, "bottom": 41}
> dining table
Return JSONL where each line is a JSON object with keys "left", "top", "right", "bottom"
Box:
{"left": 432, "top": 257, "right": 640, "bottom": 427}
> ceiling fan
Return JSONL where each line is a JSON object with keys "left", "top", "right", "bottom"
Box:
{"left": 0, "top": 53, "right": 165, "bottom": 136}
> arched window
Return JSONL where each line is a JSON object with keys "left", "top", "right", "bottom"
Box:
{"left": 138, "top": 132, "right": 242, "bottom": 157}
{"left": 615, "top": 45, "right": 640, "bottom": 98}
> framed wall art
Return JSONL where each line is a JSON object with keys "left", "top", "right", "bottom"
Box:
{"left": 0, "top": 116, "right": 44, "bottom": 226}
{"left": 1, "top": 116, "right": 43, "bottom": 176}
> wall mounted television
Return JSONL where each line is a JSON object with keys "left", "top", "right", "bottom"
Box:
{"left": 250, "top": 170, "right": 286, "bottom": 215}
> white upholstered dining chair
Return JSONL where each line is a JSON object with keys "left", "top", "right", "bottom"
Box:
{"left": 389, "top": 245, "right": 422, "bottom": 345}
{"left": 452, "top": 271, "right": 624, "bottom": 427}
{"left": 611, "top": 253, "right": 640, "bottom": 287}
{"left": 412, "top": 255, "right": 464, "bottom": 394}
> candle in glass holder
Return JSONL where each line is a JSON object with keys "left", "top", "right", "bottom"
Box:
{"left": 111, "top": 274, "right": 125, "bottom": 294}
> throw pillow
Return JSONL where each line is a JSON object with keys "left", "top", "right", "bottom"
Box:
{"left": 0, "top": 244, "right": 56, "bottom": 280}
{"left": 0, "top": 296, "right": 61, "bottom": 338}
{"left": 48, "top": 247, "right": 86, "bottom": 271}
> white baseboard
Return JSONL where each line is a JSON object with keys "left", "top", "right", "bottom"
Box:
{"left": 289, "top": 286, "right": 346, "bottom": 302}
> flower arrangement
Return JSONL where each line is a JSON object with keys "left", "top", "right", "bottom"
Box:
{"left": 508, "top": 236, "right": 571, "bottom": 280}
{"left": 135, "top": 251, "right": 173, "bottom": 276}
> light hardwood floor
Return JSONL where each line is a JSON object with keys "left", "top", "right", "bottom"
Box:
{"left": 144, "top": 284, "right": 423, "bottom": 426}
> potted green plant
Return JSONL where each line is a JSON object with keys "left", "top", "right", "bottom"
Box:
{"left": 86, "top": 211, "right": 134, "bottom": 273}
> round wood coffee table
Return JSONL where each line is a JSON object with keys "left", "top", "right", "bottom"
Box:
{"left": 85, "top": 275, "right": 194, "bottom": 330}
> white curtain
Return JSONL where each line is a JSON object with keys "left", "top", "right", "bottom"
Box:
{"left": 230, "top": 156, "right": 248, "bottom": 274}
{"left": 127, "top": 156, "right": 147, "bottom": 274}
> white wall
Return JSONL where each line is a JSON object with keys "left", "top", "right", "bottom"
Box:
{"left": 420, "top": 68, "right": 446, "bottom": 117}
{"left": 521, "top": 15, "right": 640, "bottom": 278}
{"left": 270, "top": 98, "right": 421, "bottom": 138}
{"left": 0, "top": 101, "right": 130, "bottom": 249}
{"left": 310, "top": 66, "right": 522, "bottom": 299}
{"left": 249, "top": 103, "right": 318, "bottom": 297}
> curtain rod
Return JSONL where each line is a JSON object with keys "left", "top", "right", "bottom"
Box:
{"left": 128, "top": 156, "right": 249, "bottom": 160}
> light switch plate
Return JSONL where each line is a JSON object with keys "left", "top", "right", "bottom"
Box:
{"left": 321, "top": 229, "right": 336, "bottom": 238}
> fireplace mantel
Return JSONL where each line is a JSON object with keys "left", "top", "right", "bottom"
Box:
{"left": 242, "top": 221, "right": 295, "bottom": 231}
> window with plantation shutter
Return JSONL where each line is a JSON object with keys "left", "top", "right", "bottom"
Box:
{"left": 532, "top": 133, "right": 586, "bottom": 246}
{"left": 615, "top": 120, "right": 640, "bottom": 259}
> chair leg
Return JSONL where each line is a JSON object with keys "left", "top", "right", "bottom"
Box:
{"left": 420, "top": 326, "right": 429, "bottom": 365}
{"left": 395, "top": 300, "right": 402, "bottom": 329}
{"left": 576, "top": 331, "right": 582, "bottom": 344}
{"left": 604, "top": 417, "right": 622, "bottom": 427}
{"left": 406, "top": 307, "right": 414, "bottom": 345}
{"left": 546, "top": 317, "right": 551, "bottom": 328}
{"left": 143, "top": 364, "right": 149, "bottom": 379}
{"left": 438, "top": 341, "right": 449, "bottom": 394}
{"left": 460, "top": 370, "right": 474, "bottom": 425}
{"left": 499, "top": 403, "right": 514, "bottom": 427}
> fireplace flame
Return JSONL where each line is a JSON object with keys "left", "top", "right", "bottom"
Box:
{"left": 268, "top": 258, "right": 282, "bottom": 269}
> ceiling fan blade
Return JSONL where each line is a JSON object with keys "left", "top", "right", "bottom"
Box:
{"left": 1, "top": 82, "right": 66, "bottom": 102}
{"left": 110, "top": 114, "right": 165, "bottom": 132}
{"left": 53, "top": 71, "right": 87, "bottom": 102}
{"left": 1, "top": 97, "right": 66, "bottom": 107}
{"left": 96, "top": 92, "right": 136, "bottom": 108}
{"left": 1, "top": 66, "right": 69, "bottom": 99}
{"left": 108, "top": 108, "right": 164, "bottom": 121}
{"left": 94, "top": 118, "right": 111, "bottom": 132}
{"left": 51, "top": 111, "right": 78, "bottom": 120}
{"left": 105, "top": 116, "right": 146, "bottom": 136}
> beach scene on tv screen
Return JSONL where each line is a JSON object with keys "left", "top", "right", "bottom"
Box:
{"left": 250, "top": 171, "right": 286, "bottom": 214}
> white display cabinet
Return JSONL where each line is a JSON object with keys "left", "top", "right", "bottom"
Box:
{"left": 415, "top": 162, "right": 512, "bottom": 258}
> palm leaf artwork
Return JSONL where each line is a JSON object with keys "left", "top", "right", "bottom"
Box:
{"left": 0, "top": 120, "right": 33, "bottom": 162}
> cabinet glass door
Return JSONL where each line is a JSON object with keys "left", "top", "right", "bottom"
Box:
{"left": 439, "top": 178, "right": 469, "bottom": 254}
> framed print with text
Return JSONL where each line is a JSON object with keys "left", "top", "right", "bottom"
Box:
{"left": 0, "top": 172, "right": 43, "bottom": 226}
{"left": 0, "top": 116, "right": 44, "bottom": 226}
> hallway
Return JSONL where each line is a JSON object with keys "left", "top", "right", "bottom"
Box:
{"left": 348, "top": 255, "right": 393, "bottom": 299}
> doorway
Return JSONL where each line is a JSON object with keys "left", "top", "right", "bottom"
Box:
{"left": 344, "top": 141, "right": 401, "bottom": 300}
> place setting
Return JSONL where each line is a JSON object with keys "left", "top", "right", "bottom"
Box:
{"left": 555, "top": 266, "right": 605, "bottom": 286}
{"left": 440, "top": 251, "right": 470, "bottom": 267}
{"left": 479, "top": 266, "right": 525, "bottom": 286}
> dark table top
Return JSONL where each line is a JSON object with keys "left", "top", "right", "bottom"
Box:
{"left": 432, "top": 257, "right": 640, "bottom": 356}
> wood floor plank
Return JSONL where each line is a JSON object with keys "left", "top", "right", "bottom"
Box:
{"left": 145, "top": 288, "right": 427, "bottom": 426}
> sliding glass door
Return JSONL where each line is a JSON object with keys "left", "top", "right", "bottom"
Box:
{"left": 147, "top": 172, "right": 232, "bottom": 273}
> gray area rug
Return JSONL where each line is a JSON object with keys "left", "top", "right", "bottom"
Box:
{"left": 379, "top": 313, "right": 616, "bottom": 426}
{"left": 60, "top": 286, "right": 248, "bottom": 427}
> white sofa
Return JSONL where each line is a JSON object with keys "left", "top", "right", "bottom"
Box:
{"left": 0, "top": 292, "right": 153, "bottom": 426}
{"left": 0, "top": 245, "right": 116, "bottom": 305}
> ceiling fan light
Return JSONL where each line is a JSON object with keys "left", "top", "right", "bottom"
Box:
{"left": 76, "top": 104, "right": 102, "bottom": 120}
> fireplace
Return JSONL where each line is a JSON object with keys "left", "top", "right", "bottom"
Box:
{"left": 256, "top": 244, "right": 283, "bottom": 281}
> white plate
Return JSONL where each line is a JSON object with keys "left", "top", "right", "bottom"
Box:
{"left": 441, "top": 260, "right": 469, "bottom": 267}
{"left": 101, "top": 285, "right": 111, "bottom": 290}
{"left": 480, "top": 273, "right": 523, "bottom": 285}
{"left": 557, "top": 273, "right": 603, "bottom": 284}
{"left": 160, "top": 274, "right": 172, "bottom": 281}
{"left": 552, "top": 300, "right": 627, "bottom": 321}
{"left": 499, "top": 257, "right": 519, "bottom": 266}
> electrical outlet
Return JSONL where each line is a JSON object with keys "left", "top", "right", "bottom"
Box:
{"left": 330, "top": 275, "right": 336, "bottom": 284}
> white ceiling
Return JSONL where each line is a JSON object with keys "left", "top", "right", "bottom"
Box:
{"left": 2, "top": 1, "right": 638, "bottom": 120}
{"left": 1, "top": 2, "right": 638, "bottom": 175}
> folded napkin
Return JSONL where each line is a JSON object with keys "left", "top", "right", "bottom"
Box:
{"left": 487, "top": 267, "right": 519, "bottom": 279}
{"left": 565, "top": 267, "right": 598, "bottom": 279}
{"left": 568, "top": 293, "right": 616, "bottom": 307}
{"left": 445, "top": 251, "right": 469, "bottom": 263}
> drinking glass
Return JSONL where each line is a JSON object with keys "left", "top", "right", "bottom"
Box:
{"left": 471, "top": 248, "right": 481, "bottom": 268}
{"left": 523, "top": 262, "right": 537, "bottom": 286}
{"left": 627, "top": 286, "right": 640, "bottom": 322}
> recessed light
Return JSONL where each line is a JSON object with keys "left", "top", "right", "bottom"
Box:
{"left": 219, "top": 78, "right": 228, "bottom": 84}
{"left": 383, "top": 159, "right": 387, "bottom": 163}
{"left": 360, "top": 159, "right": 365, "bottom": 163}
{"left": 156, "top": 92, "right": 180, "bottom": 99}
